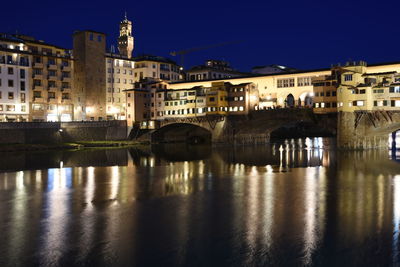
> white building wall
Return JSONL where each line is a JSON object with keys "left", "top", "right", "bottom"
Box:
{"left": 0, "top": 52, "right": 30, "bottom": 121}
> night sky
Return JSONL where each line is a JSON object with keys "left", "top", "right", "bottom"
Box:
{"left": 2, "top": 0, "right": 399, "bottom": 71}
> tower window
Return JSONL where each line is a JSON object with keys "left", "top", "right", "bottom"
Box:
{"left": 98, "top": 35, "right": 102, "bottom": 42}
{"left": 89, "top": 33, "right": 93, "bottom": 40}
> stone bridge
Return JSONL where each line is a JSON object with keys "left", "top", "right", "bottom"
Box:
{"left": 338, "top": 111, "right": 400, "bottom": 149}
{"left": 142, "top": 109, "right": 336, "bottom": 144}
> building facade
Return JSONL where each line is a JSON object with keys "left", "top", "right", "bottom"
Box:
{"left": 186, "top": 60, "right": 248, "bottom": 81}
{"left": 0, "top": 34, "right": 74, "bottom": 122}
{"left": 312, "top": 61, "right": 400, "bottom": 114}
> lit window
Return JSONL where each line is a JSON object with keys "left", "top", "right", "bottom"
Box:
{"left": 344, "top": 74, "right": 353, "bottom": 81}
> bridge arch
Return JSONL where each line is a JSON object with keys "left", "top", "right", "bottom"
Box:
{"left": 299, "top": 91, "right": 314, "bottom": 107}
{"left": 151, "top": 123, "right": 212, "bottom": 144}
{"left": 285, "top": 94, "right": 295, "bottom": 108}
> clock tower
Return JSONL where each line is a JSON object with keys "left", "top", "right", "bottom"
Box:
{"left": 118, "top": 12, "right": 134, "bottom": 58}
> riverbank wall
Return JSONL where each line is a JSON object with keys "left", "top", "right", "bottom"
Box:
{"left": 0, "top": 120, "right": 127, "bottom": 144}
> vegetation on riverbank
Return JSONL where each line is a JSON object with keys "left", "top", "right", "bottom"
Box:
{"left": 0, "top": 141, "right": 149, "bottom": 152}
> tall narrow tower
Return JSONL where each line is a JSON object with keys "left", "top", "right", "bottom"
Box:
{"left": 118, "top": 12, "right": 134, "bottom": 58}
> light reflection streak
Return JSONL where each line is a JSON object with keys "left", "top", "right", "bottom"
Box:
{"left": 110, "top": 166, "right": 120, "bottom": 200}
{"left": 245, "top": 170, "right": 260, "bottom": 262}
{"left": 8, "top": 171, "right": 28, "bottom": 262}
{"left": 40, "top": 167, "right": 71, "bottom": 266}
{"left": 393, "top": 175, "right": 400, "bottom": 264}
{"left": 86, "top": 167, "right": 95, "bottom": 206}
{"left": 302, "top": 167, "right": 326, "bottom": 265}
{"left": 263, "top": 172, "right": 275, "bottom": 249}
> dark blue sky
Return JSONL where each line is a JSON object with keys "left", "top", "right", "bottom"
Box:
{"left": 2, "top": 0, "right": 399, "bottom": 71}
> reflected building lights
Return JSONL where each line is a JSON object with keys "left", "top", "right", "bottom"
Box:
{"left": 40, "top": 167, "right": 72, "bottom": 266}
{"left": 393, "top": 175, "right": 400, "bottom": 263}
{"left": 110, "top": 166, "right": 120, "bottom": 200}
{"left": 86, "top": 167, "right": 95, "bottom": 206}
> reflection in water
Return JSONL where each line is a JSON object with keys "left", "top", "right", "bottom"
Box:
{"left": 0, "top": 138, "right": 399, "bottom": 266}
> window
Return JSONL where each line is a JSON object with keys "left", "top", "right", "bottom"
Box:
{"left": 97, "top": 35, "right": 102, "bottom": 42}
{"left": 297, "top": 77, "right": 311, "bottom": 86}
{"left": 89, "top": 33, "right": 94, "bottom": 40}
{"left": 48, "top": 70, "right": 56, "bottom": 77}
{"left": 48, "top": 58, "right": 56, "bottom": 65}
{"left": 209, "top": 97, "right": 215, "bottom": 102}
{"left": 8, "top": 80, "right": 13, "bottom": 87}
{"left": 359, "top": 89, "right": 366, "bottom": 94}
{"left": 62, "top": 72, "right": 70, "bottom": 78}
{"left": 21, "top": 105, "right": 26, "bottom": 112}
{"left": 33, "top": 91, "right": 41, "bottom": 98}
{"left": 344, "top": 74, "right": 353, "bottom": 81}
{"left": 48, "top": 81, "right": 56, "bottom": 88}
{"left": 277, "top": 78, "right": 295, "bottom": 88}
{"left": 20, "top": 69, "right": 25, "bottom": 79}
{"left": 6, "top": 105, "right": 15, "bottom": 111}
{"left": 48, "top": 92, "right": 55, "bottom": 99}
{"left": 352, "top": 100, "right": 364, "bottom": 106}
{"left": 0, "top": 105, "right": 2, "bottom": 111}
{"left": 34, "top": 80, "right": 41, "bottom": 86}
{"left": 62, "top": 93, "right": 70, "bottom": 99}
{"left": 392, "top": 100, "right": 400, "bottom": 107}
{"left": 34, "top": 68, "right": 42, "bottom": 75}
{"left": 20, "top": 81, "right": 25, "bottom": 91}
{"left": 8, "top": 67, "right": 13, "bottom": 75}
{"left": 389, "top": 86, "right": 400, "bottom": 93}
{"left": 21, "top": 93, "right": 25, "bottom": 103}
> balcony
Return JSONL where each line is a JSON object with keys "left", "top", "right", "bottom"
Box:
{"left": 48, "top": 98, "right": 58, "bottom": 104}
{"left": 32, "top": 74, "right": 43, "bottom": 79}
{"left": 48, "top": 75, "right": 58, "bottom": 80}
{"left": 61, "top": 65, "right": 71, "bottom": 71}
{"left": 62, "top": 77, "right": 71, "bottom": 82}
{"left": 33, "top": 85, "right": 44, "bottom": 90}
{"left": 47, "top": 64, "right": 57, "bottom": 70}
{"left": 61, "top": 99, "right": 72, "bottom": 104}
{"left": 61, "top": 87, "right": 71, "bottom": 92}
{"left": 33, "top": 97, "right": 45, "bottom": 103}
{"left": 33, "top": 62, "right": 44, "bottom": 68}
{"left": 48, "top": 86, "right": 58, "bottom": 91}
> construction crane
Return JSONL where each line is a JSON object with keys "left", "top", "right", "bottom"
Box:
{"left": 170, "top": 40, "right": 242, "bottom": 68}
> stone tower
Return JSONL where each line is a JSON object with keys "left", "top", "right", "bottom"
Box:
{"left": 118, "top": 12, "right": 134, "bottom": 58}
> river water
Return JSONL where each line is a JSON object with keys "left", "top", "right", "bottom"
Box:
{"left": 0, "top": 137, "right": 399, "bottom": 266}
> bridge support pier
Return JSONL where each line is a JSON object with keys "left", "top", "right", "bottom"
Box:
{"left": 338, "top": 111, "right": 391, "bottom": 150}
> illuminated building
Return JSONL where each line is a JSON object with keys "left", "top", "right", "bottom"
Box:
{"left": 0, "top": 38, "right": 30, "bottom": 122}
{"left": 186, "top": 59, "right": 247, "bottom": 81}
{"left": 312, "top": 61, "right": 400, "bottom": 113}
{"left": 73, "top": 15, "right": 182, "bottom": 121}
{"left": 0, "top": 33, "right": 74, "bottom": 122}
